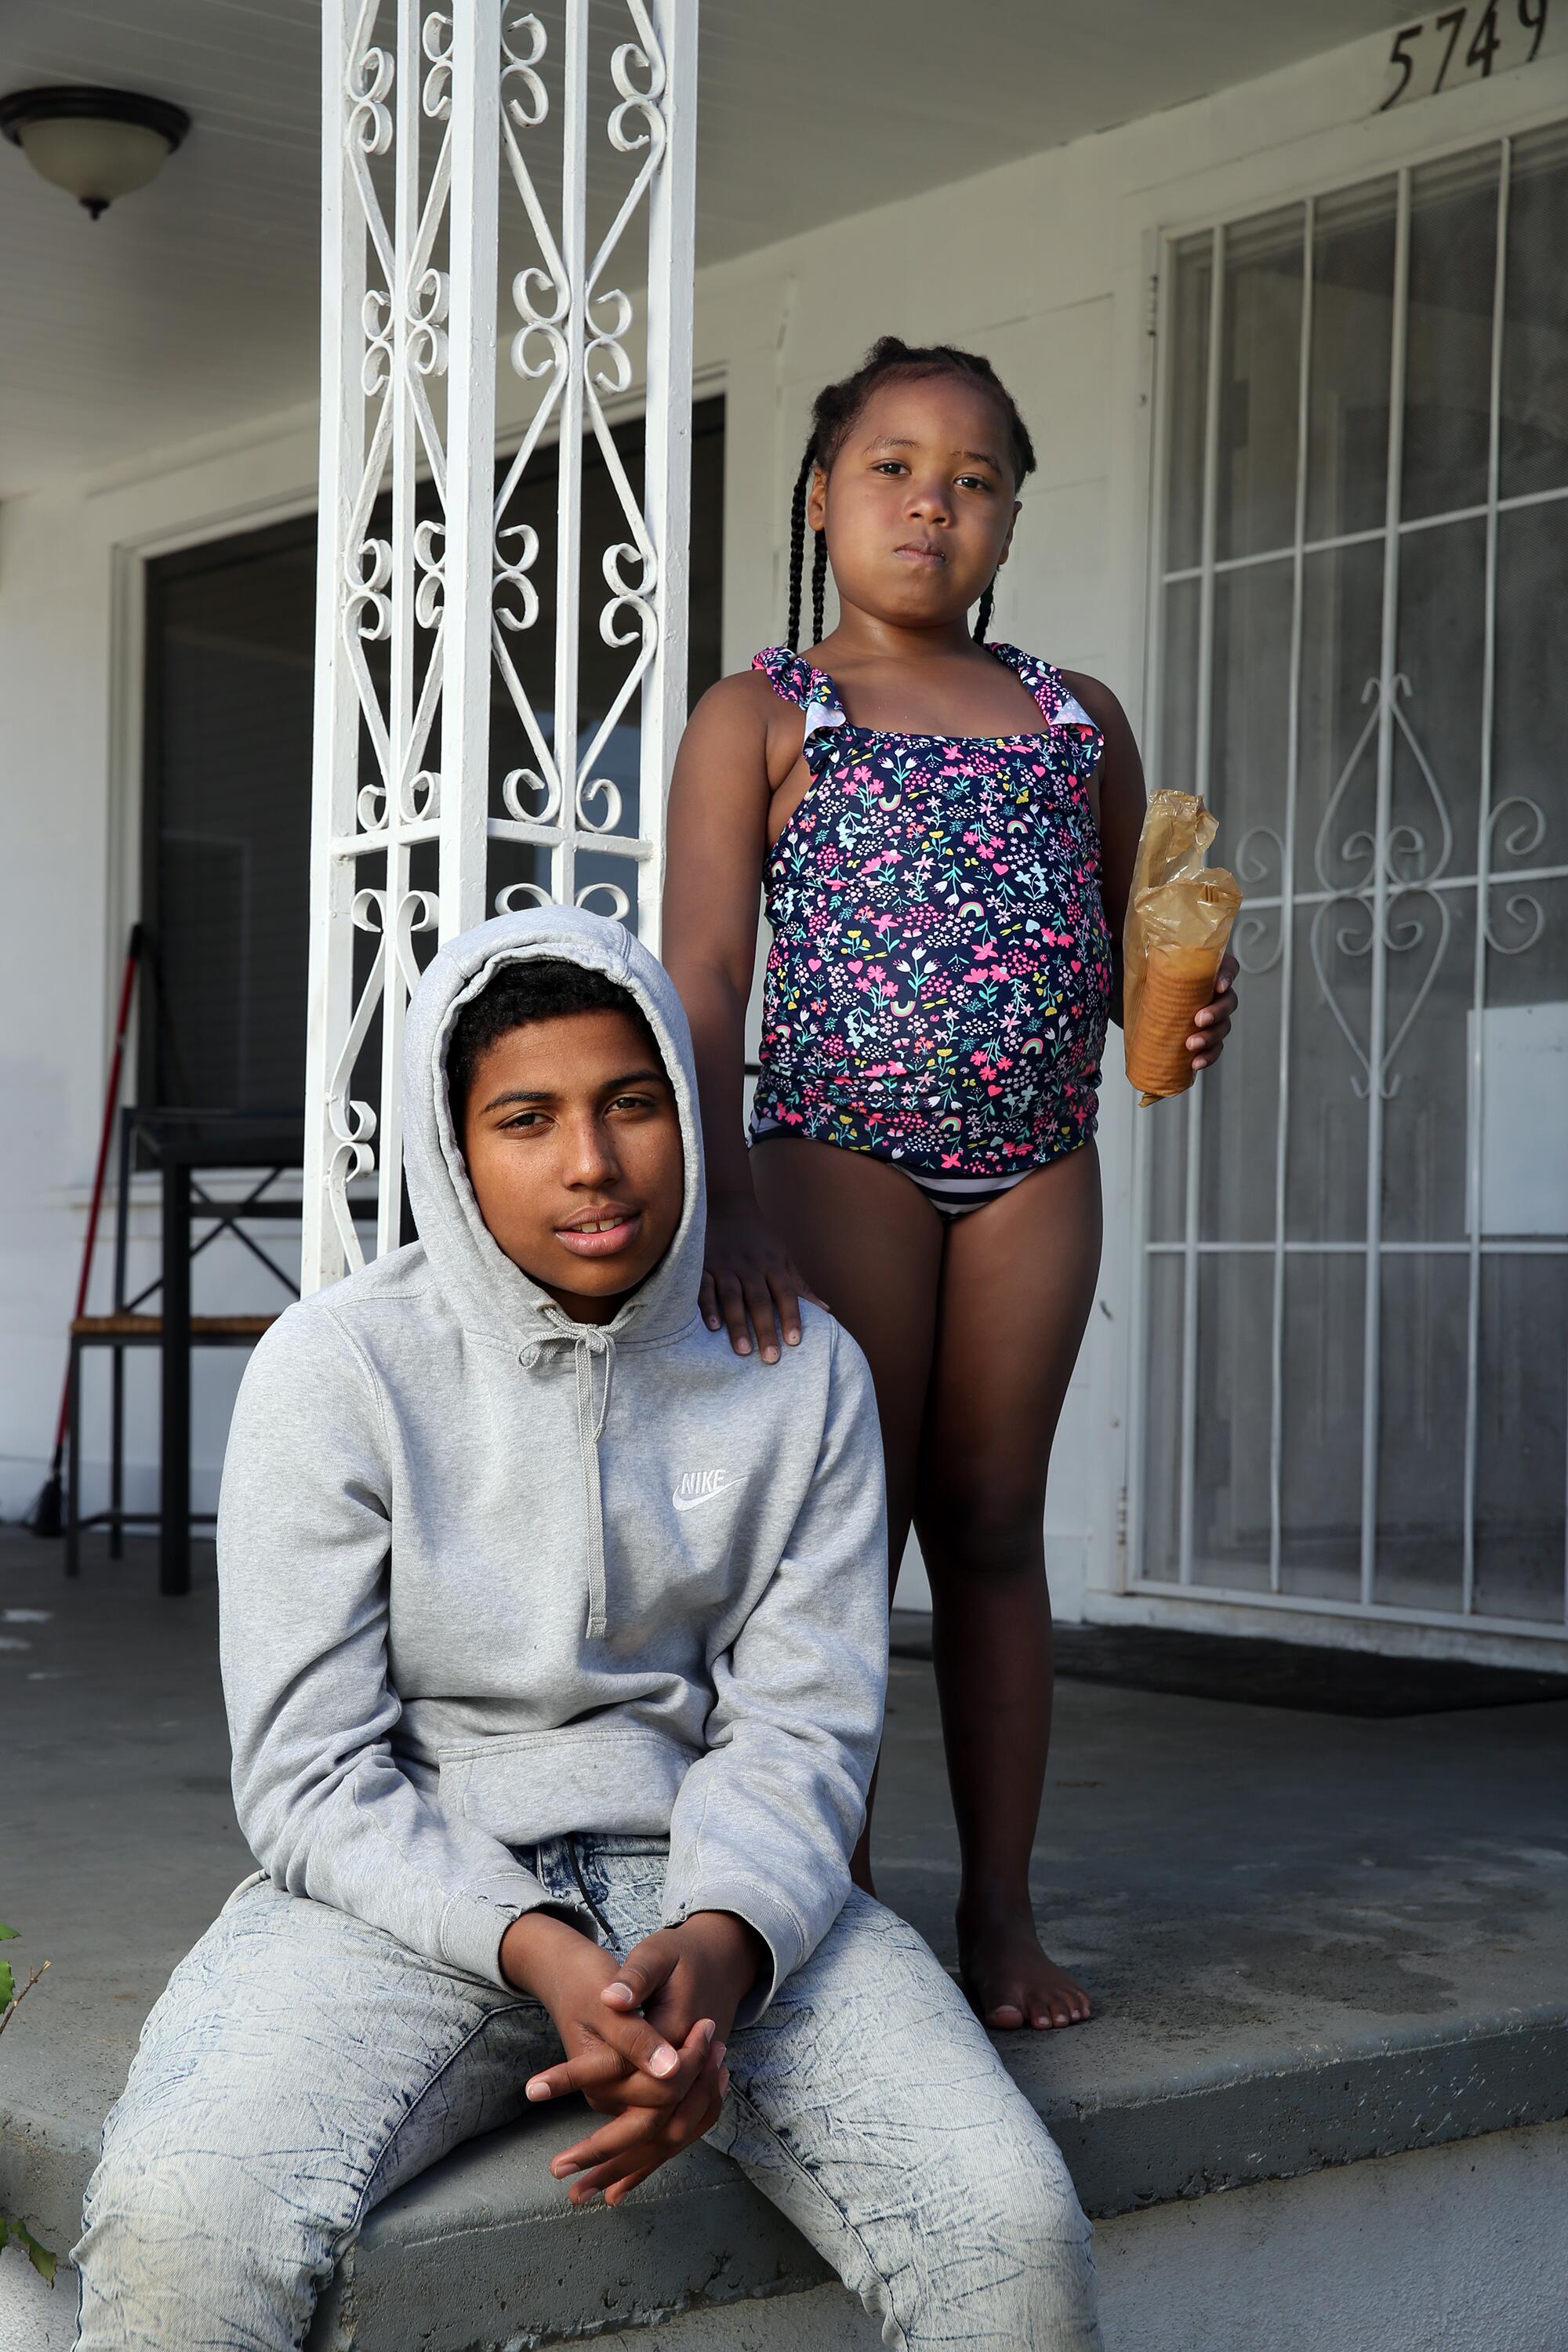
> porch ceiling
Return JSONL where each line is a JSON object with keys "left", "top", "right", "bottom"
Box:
{"left": 0, "top": 0, "right": 1420, "bottom": 498}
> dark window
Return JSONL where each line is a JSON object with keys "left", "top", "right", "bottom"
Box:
{"left": 140, "top": 513, "right": 316, "bottom": 1114}
{"left": 140, "top": 397, "right": 725, "bottom": 1116}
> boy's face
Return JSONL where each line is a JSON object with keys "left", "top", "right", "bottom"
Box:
{"left": 459, "top": 1007, "right": 684, "bottom": 1324}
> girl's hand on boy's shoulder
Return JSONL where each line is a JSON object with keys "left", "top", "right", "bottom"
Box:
{"left": 1186, "top": 952, "right": 1240, "bottom": 1072}
{"left": 702, "top": 1196, "right": 828, "bottom": 1363}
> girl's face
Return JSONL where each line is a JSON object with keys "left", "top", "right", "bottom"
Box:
{"left": 807, "top": 373, "right": 1021, "bottom": 632}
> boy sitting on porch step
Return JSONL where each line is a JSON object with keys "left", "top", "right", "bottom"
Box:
{"left": 73, "top": 906, "right": 1101, "bottom": 2352}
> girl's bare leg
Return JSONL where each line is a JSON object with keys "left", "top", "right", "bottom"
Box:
{"left": 915, "top": 1142, "right": 1102, "bottom": 2031}
{"left": 750, "top": 1134, "right": 943, "bottom": 1892}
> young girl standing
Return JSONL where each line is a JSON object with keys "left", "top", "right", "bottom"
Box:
{"left": 662, "top": 336, "right": 1237, "bottom": 2032}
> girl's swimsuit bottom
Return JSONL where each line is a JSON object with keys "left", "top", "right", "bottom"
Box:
{"left": 750, "top": 1115, "right": 1037, "bottom": 1221}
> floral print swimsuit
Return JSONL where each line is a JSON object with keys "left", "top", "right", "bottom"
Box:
{"left": 749, "top": 643, "right": 1115, "bottom": 1218}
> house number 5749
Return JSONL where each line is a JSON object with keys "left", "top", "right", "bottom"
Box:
{"left": 1380, "top": 0, "right": 1551, "bottom": 109}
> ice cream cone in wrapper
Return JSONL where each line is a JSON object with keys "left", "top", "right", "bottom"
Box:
{"left": 1122, "top": 792, "right": 1243, "bottom": 1106}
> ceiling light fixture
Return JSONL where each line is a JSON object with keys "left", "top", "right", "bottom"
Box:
{"left": 0, "top": 85, "right": 191, "bottom": 220}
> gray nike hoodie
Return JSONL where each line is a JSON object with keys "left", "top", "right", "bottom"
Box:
{"left": 216, "top": 907, "right": 888, "bottom": 2014}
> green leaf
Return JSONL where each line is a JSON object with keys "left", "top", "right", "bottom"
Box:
{"left": 23, "top": 2228, "right": 58, "bottom": 2285}
{"left": 0, "top": 2214, "right": 57, "bottom": 2284}
{"left": 0, "top": 1922, "right": 18, "bottom": 1941}
{"left": 0, "top": 1961, "right": 13, "bottom": 2010}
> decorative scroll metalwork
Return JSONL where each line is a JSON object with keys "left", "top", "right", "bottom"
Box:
{"left": 485, "top": 0, "right": 680, "bottom": 920}
{"left": 1311, "top": 674, "right": 1453, "bottom": 896}
{"left": 304, "top": 0, "right": 697, "bottom": 1290}
{"left": 1482, "top": 795, "right": 1548, "bottom": 953}
{"left": 1303, "top": 675, "right": 1456, "bottom": 1101}
{"left": 1230, "top": 824, "right": 1286, "bottom": 975}
{"left": 1308, "top": 884, "right": 1452, "bottom": 1102}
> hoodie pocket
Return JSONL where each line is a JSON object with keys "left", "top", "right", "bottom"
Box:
{"left": 435, "top": 1724, "right": 695, "bottom": 1845}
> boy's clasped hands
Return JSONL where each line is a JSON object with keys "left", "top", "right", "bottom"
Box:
{"left": 500, "top": 1907, "right": 765, "bottom": 2206}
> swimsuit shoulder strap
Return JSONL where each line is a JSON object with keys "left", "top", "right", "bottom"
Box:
{"left": 752, "top": 646, "right": 848, "bottom": 758}
{"left": 752, "top": 646, "right": 845, "bottom": 718}
{"left": 985, "top": 641, "right": 1099, "bottom": 736}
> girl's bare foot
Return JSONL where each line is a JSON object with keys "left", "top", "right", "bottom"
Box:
{"left": 956, "top": 1902, "right": 1091, "bottom": 2031}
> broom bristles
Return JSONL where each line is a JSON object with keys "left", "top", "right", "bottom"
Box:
{"left": 25, "top": 1467, "right": 64, "bottom": 1539}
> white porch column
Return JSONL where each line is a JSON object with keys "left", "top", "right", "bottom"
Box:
{"left": 303, "top": 0, "right": 699, "bottom": 1293}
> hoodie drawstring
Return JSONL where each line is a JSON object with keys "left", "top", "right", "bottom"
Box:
{"left": 575, "top": 1327, "right": 615, "bottom": 1642}
{"left": 521, "top": 1322, "right": 617, "bottom": 1641}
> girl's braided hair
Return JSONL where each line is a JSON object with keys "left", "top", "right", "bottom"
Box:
{"left": 786, "top": 335, "right": 1036, "bottom": 653}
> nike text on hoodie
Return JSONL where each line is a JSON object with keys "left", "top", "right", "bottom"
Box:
{"left": 216, "top": 907, "right": 890, "bottom": 2017}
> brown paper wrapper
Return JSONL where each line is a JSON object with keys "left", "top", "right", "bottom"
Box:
{"left": 1122, "top": 792, "right": 1243, "bottom": 1105}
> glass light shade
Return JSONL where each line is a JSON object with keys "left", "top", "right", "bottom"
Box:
{"left": 16, "top": 115, "right": 173, "bottom": 209}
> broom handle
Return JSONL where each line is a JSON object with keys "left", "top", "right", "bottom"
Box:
{"left": 49, "top": 927, "right": 142, "bottom": 1460}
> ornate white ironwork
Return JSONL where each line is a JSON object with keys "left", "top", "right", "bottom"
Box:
{"left": 305, "top": 0, "right": 698, "bottom": 1287}
{"left": 1229, "top": 824, "right": 1285, "bottom": 974}
{"left": 1482, "top": 795, "right": 1548, "bottom": 953}
{"left": 1304, "top": 673, "right": 1455, "bottom": 1102}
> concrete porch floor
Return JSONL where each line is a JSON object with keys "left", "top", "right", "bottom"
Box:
{"left": 2, "top": 1528, "right": 1567, "bottom": 2350}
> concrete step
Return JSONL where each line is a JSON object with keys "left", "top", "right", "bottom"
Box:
{"left": 6, "top": 1539, "right": 1568, "bottom": 2350}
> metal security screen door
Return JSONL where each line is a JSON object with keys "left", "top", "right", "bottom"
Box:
{"left": 1135, "top": 125, "right": 1568, "bottom": 1640}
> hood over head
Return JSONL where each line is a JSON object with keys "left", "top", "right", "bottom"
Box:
{"left": 403, "top": 904, "right": 707, "bottom": 1350}
{"left": 403, "top": 907, "right": 708, "bottom": 1643}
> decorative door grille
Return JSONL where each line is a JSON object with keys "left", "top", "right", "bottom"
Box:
{"left": 1134, "top": 126, "right": 1568, "bottom": 1639}
{"left": 303, "top": 0, "right": 697, "bottom": 1290}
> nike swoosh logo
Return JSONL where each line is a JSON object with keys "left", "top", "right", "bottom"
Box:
{"left": 672, "top": 1484, "right": 735, "bottom": 1512}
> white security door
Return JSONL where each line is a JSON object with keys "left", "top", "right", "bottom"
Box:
{"left": 1135, "top": 125, "right": 1568, "bottom": 1639}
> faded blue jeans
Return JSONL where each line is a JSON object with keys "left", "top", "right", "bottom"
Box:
{"left": 74, "top": 1836, "right": 1101, "bottom": 2350}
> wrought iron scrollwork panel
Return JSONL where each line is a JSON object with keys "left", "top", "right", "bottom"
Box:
{"left": 307, "top": 0, "right": 695, "bottom": 1290}
{"left": 488, "top": 0, "right": 672, "bottom": 927}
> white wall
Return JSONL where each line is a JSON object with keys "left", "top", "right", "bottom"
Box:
{"left": 0, "top": 416, "right": 321, "bottom": 1520}
{"left": 4, "top": 17, "right": 1565, "bottom": 1656}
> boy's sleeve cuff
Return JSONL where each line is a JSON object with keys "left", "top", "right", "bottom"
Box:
{"left": 663, "top": 1875, "right": 811, "bottom": 2024}
{"left": 439, "top": 1886, "right": 596, "bottom": 1990}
